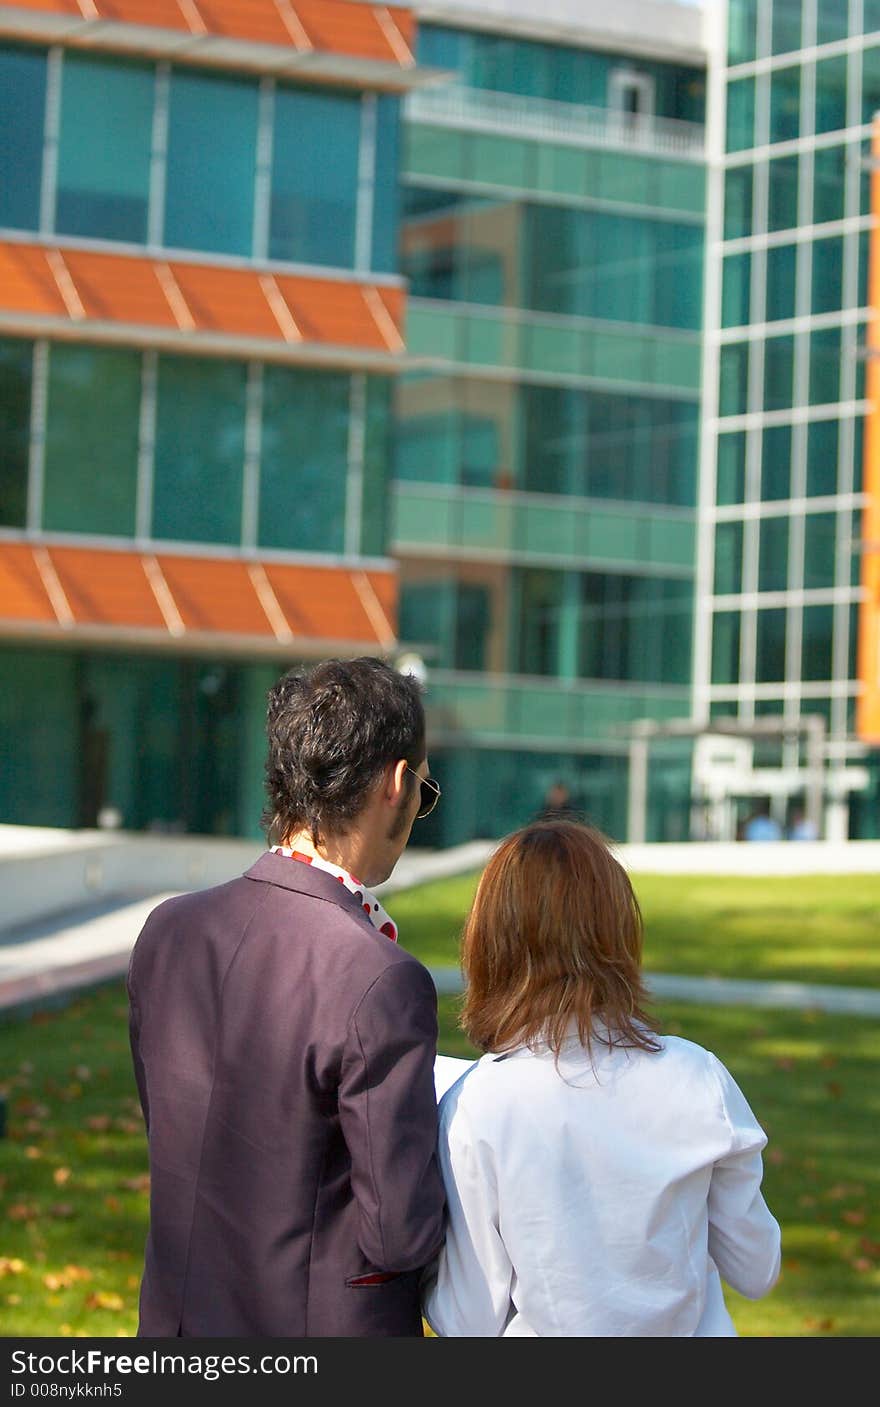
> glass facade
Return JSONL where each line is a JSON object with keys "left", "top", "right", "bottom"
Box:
{"left": 43, "top": 343, "right": 141, "bottom": 537}
{"left": 0, "top": 338, "right": 32, "bottom": 527}
{"left": 6, "top": 335, "right": 392, "bottom": 554}
{"left": 416, "top": 24, "right": 706, "bottom": 123}
{"left": 391, "top": 20, "right": 706, "bottom": 844}
{"left": 0, "top": 42, "right": 397, "bottom": 277}
{"left": 0, "top": 44, "right": 45, "bottom": 232}
{"left": 703, "top": 1, "right": 878, "bottom": 837}
{"left": 56, "top": 54, "right": 154, "bottom": 244}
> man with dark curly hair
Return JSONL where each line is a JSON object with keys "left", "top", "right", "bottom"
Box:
{"left": 127, "top": 656, "right": 446, "bottom": 1338}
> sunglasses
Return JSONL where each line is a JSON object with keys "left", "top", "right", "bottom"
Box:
{"left": 406, "top": 765, "right": 442, "bottom": 819}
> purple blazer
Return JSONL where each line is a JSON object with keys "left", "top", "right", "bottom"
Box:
{"left": 127, "top": 850, "right": 446, "bottom": 1337}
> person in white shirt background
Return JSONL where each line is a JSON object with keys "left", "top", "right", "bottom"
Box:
{"left": 421, "top": 818, "right": 782, "bottom": 1337}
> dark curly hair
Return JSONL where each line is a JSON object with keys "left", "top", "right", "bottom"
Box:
{"left": 262, "top": 656, "right": 426, "bottom": 846}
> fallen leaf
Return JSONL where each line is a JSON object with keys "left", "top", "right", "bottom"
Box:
{"left": 53, "top": 1168, "right": 71, "bottom": 1187}
{"left": 7, "top": 1203, "right": 38, "bottom": 1222}
{"left": 120, "top": 1175, "right": 150, "bottom": 1193}
{"left": 851, "top": 1258, "right": 873, "bottom": 1273}
{"left": 85, "top": 1291, "right": 124, "bottom": 1311}
{"left": 113, "top": 1118, "right": 142, "bottom": 1134}
{"left": 104, "top": 1196, "right": 121, "bottom": 1214}
{"left": 5, "top": 1293, "right": 21, "bottom": 1306}
{"left": 842, "top": 1210, "right": 867, "bottom": 1226}
{"left": 826, "top": 1081, "right": 844, "bottom": 1098}
{"left": 85, "top": 1115, "right": 111, "bottom": 1132}
{"left": 858, "top": 1237, "right": 880, "bottom": 1258}
{"left": 25, "top": 1146, "right": 42, "bottom": 1160}
{"left": 0, "top": 1259, "right": 26, "bottom": 1277}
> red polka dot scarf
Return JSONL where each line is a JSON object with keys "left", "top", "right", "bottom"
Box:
{"left": 270, "top": 845, "right": 398, "bottom": 943}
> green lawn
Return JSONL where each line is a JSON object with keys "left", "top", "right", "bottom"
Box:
{"left": 0, "top": 866, "right": 878, "bottom": 1338}
{"left": 392, "top": 869, "right": 880, "bottom": 989}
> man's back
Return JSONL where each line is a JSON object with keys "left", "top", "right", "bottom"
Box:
{"left": 128, "top": 850, "right": 445, "bottom": 1337}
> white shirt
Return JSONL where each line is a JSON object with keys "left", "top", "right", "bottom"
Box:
{"left": 422, "top": 1027, "right": 782, "bottom": 1337}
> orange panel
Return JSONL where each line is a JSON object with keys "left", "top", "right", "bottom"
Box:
{"left": 262, "top": 563, "right": 374, "bottom": 643}
{"left": 47, "top": 547, "right": 167, "bottom": 629}
{"left": 0, "top": 544, "right": 55, "bottom": 624}
{"left": 857, "top": 116, "right": 880, "bottom": 743}
{"left": 60, "top": 248, "right": 179, "bottom": 329}
{"left": 188, "top": 0, "right": 293, "bottom": 45}
{"left": 169, "top": 262, "right": 282, "bottom": 340}
{"left": 3, "top": 0, "right": 81, "bottom": 14}
{"left": 0, "top": 244, "right": 67, "bottom": 318}
{"left": 278, "top": 276, "right": 386, "bottom": 350}
{"left": 95, "top": 0, "right": 191, "bottom": 30}
{"left": 156, "top": 555, "right": 275, "bottom": 636}
{"left": 294, "top": 1, "right": 404, "bottom": 63}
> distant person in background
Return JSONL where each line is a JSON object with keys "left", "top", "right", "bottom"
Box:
{"left": 537, "top": 780, "right": 577, "bottom": 820}
{"left": 742, "top": 800, "right": 783, "bottom": 842}
{"left": 787, "top": 807, "right": 818, "bottom": 841}
{"left": 422, "top": 819, "right": 782, "bottom": 1337}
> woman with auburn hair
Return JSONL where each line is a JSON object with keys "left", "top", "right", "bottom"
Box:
{"left": 421, "top": 819, "right": 781, "bottom": 1338}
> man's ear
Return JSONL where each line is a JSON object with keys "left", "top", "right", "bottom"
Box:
{"left": 387, "top": 758, "right": 409, "bottom": 804}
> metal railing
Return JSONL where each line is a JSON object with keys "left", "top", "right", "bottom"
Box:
{"left": 405, "top": 84, "right": 705, "bottom": 161}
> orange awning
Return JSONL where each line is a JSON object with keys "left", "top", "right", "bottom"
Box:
{"left": 2, "top": 0, "right": 416, "bottom": 73}
{"left": 0, "top": 540, "right": 398, "bottom": 655}
{"left": 0, "top": 240, "right": 407, "bottom": 367}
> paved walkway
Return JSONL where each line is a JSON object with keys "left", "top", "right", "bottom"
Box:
{"left": 1, "top": 840, "right": 878, "bottom": 1019}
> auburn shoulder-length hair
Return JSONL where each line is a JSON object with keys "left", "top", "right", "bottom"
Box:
{"left": 460, "top": 818, "right": 661, "bottom": 1058}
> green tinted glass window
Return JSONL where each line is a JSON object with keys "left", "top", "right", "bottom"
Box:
{"left": 258, "top": 366, "right": 349, "bottom": 554}
{"left": 726, "top": 76, "right": 755, "bottom": 152}
{"left": 361, "top": 376, "right": 392, "bottom": 557}
{"left": 755, "top": 607, "right": 786, "bottom": 682}
{"left": 766, "top": 243, "right": 796, "bottom": 323}
{"left": 372, "top": 96, "right": 401, "bottom": 276}
{"left": 771, "top": 0, "right": 802, "bottom": 54}
{"left": 817, "top": 0, "right": 848, "bottom": 45}
{"left": 165, "top": 70, "right": 258, "bottom": 256}
{"left": 809, "top": 326, "right": 841, "bottom": 405}
{"left": 767, "top": 155, "right": 798, "bottom": 232}
{"left": 43, "top": 343, "right": 140, "bottom": 536}
{"left": 812, "top": 236, "right": 844, "bottom": 315}
{"left": 714, "top": 520, "right": 743, "bottom": 595}
{"left": 762, "top": 423, "right": 792, "bottom": 500}
{"left": 724, "top": 165, "right": 753, "bottom": 240}
{"left": 153, "top": 356, "right": 246, "bottom": 544}
{"left": 717, "top": 431, "right": 746, "bottom": 505}
{"left": 758, "top": 515, "right": 789, "bottom": 592}
{"left": 803, "top": 512, "right": 837, "bottom": 587}
{"left": 813, "top": 144, "right": 847, "bottom": 226}
{"left": 815, "top": 55, "right": 848, "bottom": 136}
{"left": 270, "top": 85, "right": 360, "bottom": 269}
{"left": 770, "top": 66, "right": 800, "bottom": 144}
{"left": 518, "top": 569, "right": 564, "bottom": 677}
{"left": 722, "top": 252, "right": 751, "bottom": 327}
{"left": 0, "top": 46, "right": 46, "bottom": 231}
{"left": 861, "top": 44, "right": 880, "bottom": 125}
{"left": 720, "top": 343, "right": 749, "bottom": 417}
{"left": 0, "top": 337, "right": 33, "bottom": 527}
{"left": 764, "top": 334, "right": 795, "bottom": 411}
{"left": 711, "top": 610, "right": 741, "bottom": 684}
{"left": 728, "top": 0, "right": 758, "bottom": 65}
{"left": 802, "top": 604, "right": 834, "bottom": 681}
{"left": 56, "top": 54, "right": 153, "bottom": 243}
{"left": 807, "top": 418, "right": 839, "bottom": 497}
